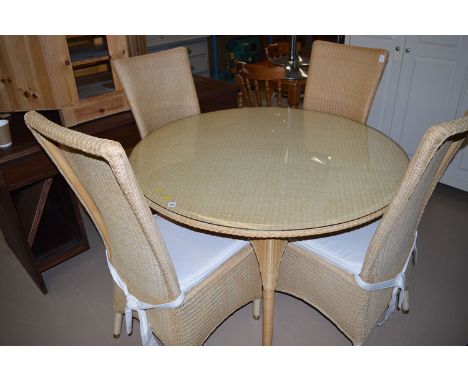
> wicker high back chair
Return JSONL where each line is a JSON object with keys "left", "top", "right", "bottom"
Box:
{"left": 303, "top": 41, "right": 389, "bottom": 124}
{"left": 277, "top": 115, "right": 468, "bottom": 344}
{"left": 113, "top": 47, "right": 200, "bottom": 138}
{"left": 25, "top": 111, "right": 262, "bottom": 346}
{"left": 265, "top": 42, "right": 289, "bottom": 62}
{"left": 235, "top": 61, "right": 286, "bottom": 107}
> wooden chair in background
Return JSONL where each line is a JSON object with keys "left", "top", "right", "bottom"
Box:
{"left": 235, "top": 61, "right": 286, "bottom": 107}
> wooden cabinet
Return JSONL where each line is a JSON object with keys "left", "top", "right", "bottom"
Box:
{"left": 146, "top": 35, "right": 210, "bottom": 78}
{"left": 0, "top": 35, "right": 130, "bottom": 127}
{"left": 0, "top": 111, "right": 90, "bottom": 294}
{"left": 346, "top": 35, "right": 468, "bottom": 192}
{"left": 0, "top": 76, "right": 238, "bottom": 293}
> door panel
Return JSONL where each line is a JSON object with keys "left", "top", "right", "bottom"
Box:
{"left": 397, "top": 56, "right": 457, "bottom": 154}
{"left": 417, "top": 35, "right": 461, "bottom": 50}
{"left": 347, "top": 35, "right": 468, "bottom": 191}
{"left": 390, "top": 36, "right": 468, "bottom": 191}
{"left": 440, "top": 66, "right": 468, "bottom": 191}
{"left": 390, "top": 36, "right": 468, "bottom": 155}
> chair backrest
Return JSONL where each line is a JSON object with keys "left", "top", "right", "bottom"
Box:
{"left": 303, "top": 41, "right": 389, "bottom": 124}
{"left": 24, "top": 111, "right": 181, "bottom": 305}
{"left": 235, "top": 61, "right": 286, "bottom": 107}
{"left": 113, "top": 47, "right": 200, "bottom": 138}
{"left": 361, "top": 115, "right": 468, "bottom": 283}
{"left": 265, "top": 42, "right": 289, "bottom": 61}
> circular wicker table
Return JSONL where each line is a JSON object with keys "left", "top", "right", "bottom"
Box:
{"left": 129, "top": 107, "right": 409, "bottom": 345}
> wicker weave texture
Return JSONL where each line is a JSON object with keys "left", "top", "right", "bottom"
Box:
{"left": 278, "top": 115, "right": 468, "bottom": 344}
{"left": 25, "top": 111, "right": 262, "bottom": 345}
{"left": 25, "top": 111, "right": 180, "bottom": 306}
{"left": 113, "top": 245, "right": 262, "bottom": 345}
{"left": 303, "top": 41, "right": 389, "bottom": 124}
{"left": 362, "top": 116, "right": 468, "bottom": 283}
{"left": 276, "top": 242, "right": 390, "bottom": 345}
{"left": 130, "top": 108, "right": 408, "bottom": 237}
{"left": 147, "top": 245, "right": 261, "bottom": 345}
{"left": 113, "top": 47, "right": 200, "bottom": 138}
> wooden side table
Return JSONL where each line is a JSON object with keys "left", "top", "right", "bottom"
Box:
{"left": 283, "top": 78, "right": 306, "bottom": 108}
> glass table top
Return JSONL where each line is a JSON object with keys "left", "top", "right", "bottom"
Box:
{"left": 130, "top": 108, "right": 408, "bottom": 234}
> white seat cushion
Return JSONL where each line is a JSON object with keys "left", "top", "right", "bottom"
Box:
{"left": 155, "top": 215, "right": 249, "bottom": 293}
{"left": 295, "top": 220, "right": 380, "bottom": 275}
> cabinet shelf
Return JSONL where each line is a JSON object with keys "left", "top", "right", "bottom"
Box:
{"left": 67, "top": 35, "right": 110, "bottom": 68}
{"left": 75, "top": 71, "right": 115, "bottom": 99}
{"left": 71, "top": 55, "right": 110, "bottom": 68}
{"left": 66, "top": 36, "right": 121, "bottom": 102}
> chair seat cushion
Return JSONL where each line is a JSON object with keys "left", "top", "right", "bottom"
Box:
{"left": 294, "top": 220, "right": 380, "bottom": 275}
{"left": 155, "top": 215, "right": 249, "bottom": 293}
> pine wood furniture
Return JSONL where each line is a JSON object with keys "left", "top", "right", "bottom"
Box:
{"left": 129, "top": 107, "right": 409, "bottom": 345}
{"left": 235, "top": 62, "right": 285, "bottom": 107}
{"left": 0, "top": 35, "right": 129, "bottom": 127}
{"left": 0, "top": 75, "right": 238, "bottom": 294}
{"left": 237, "top": 61, "right": 306, "bottom": 108}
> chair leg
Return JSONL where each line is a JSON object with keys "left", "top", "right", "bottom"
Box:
{"left": 113, "top": 312, "right": 123, "bottom": 339}
{"left": 401, "top": 248, "right": 416, "bottom": 314}
{"left": 252, "top": 299, "right": 261, "bottom": 320}
{"left": 412, "top": 246, "right": 417, "bottom": 266}
{"left": 401, "top": 289, "right": 410, "bottom": 314}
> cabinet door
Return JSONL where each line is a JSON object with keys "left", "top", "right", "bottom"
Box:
{"left": 348, "top": 35, "right": 468, "bottom": 191}
{"left": 346, "top": 35, "right": 405, "bottom": 135}
{"left": 391, "top": 36, "right": 468, "bottom": 191}
{"left": 441, "top": 74, "right": 468, "bottom": 191}
{"left": 0, "top": 36, "right": 77, "bottom": 111}
{"left": 59, "top": 36, "right": 130, "bottom": 127}
{"left": 106, "top": 35, "right": 129, "bottom": 92}
{"left": 66, "top": 35, "right": 126, "bottom": 100}
{"left": 390, "top": 36, "right": 468, "bottom": 155}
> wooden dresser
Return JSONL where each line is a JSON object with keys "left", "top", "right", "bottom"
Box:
{"left": 146, "top": 36, "right": 210, "bottom": 78}
{"left": 0, "top": 75, "right": 238, "bottom": 293}
{"left": 0, "top": 35, "right": 130, "bottom": 127}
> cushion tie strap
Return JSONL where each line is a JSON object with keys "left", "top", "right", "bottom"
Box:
{"left": 105, "top": 250, "right": 185, "bottom": 346}
{"left": 354, "top": 233, "right": 417, "bottom": 326}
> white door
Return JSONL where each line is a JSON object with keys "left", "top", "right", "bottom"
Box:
{"left": 442, "top": 77, "right": 468, "bottom": 191}
{"left": 347, "top": 35, "right": 468, "bottom": 191}
{"left": 390, "top": 36, "right": 468, "bottom": 154}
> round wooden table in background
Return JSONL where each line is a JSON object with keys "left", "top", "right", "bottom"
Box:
{"left": 129, "top": 107, "right": 409, "bottom": 345}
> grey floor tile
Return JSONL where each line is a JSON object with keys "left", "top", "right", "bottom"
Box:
{"left": 0, "top": 184, "right": 467, "bottom": 346}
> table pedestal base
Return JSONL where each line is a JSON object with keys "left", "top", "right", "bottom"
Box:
{"left": 250, "top": 239, "right": 287, "bottom": 346}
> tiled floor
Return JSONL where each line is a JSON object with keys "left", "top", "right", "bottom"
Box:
{"left": 0, "top": 184, "right": 467, "bottom": 345}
